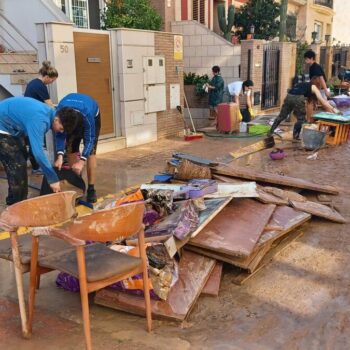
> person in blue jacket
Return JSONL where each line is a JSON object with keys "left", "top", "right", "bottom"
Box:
{"left": 0, "top": 97, "right": 81, "bottom": 205}
{"left": 54, "top": 93, "right": 101, "bottom": 203}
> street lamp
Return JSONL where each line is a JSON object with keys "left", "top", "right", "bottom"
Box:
{"left": 325, "top": 34, "right": 331, "bottom": 46}
{"left": 311, "top": 31, "right": 317, "bottom": 44}
{"left": 250, "top": 24, "right": 255, "bottom": 39}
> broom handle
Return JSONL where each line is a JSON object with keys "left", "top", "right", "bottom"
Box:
{"left": 183, "top": 92, "right": 197, "bottom": 133}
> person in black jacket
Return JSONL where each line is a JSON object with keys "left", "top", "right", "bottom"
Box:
{"left": 268, "top": 77, "right": 339, "bottom": 139}
{"left": 304, "top": 50, "right": 329, "bottom": 99}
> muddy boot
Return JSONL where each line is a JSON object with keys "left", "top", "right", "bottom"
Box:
{"left": 293, "top": 121, "right": 303, "bottom": 140}
{"left": 87, "top": 185, "right": 97, "bottom": 203}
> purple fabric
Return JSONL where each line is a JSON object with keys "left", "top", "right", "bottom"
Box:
{"left": 56, "top": 272, "right": 80, "bottom": 292}
{"left": 145, "top": 200, "right": 199, "bottom": 240}
{"left": 143, "top": 208, "right": 160, "bottom": 227}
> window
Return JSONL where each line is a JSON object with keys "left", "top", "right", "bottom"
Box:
{"left": 71, "top": 0, "right": 89, "bottom": 28}
{"left": 314, "top": 21, "right": 322, "bottom": 42}
{"left": 192, "top": 0, "right": 206, "bottom": 25}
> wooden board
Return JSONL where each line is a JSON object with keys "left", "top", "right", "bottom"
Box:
{"left": 290, "top": 200, "right": 347, "bottom": 223}
{"left": 187, "top": 205, "right": 310, "bottom": 272}
{"left": 256, "top": 188, "right": 289, "bottom": 205}
{"left": 189, "top": 199, "right": 276, "bottom": 258}
{"left": 257, "top": 206, "right": 311, "bottom": 247}
{"left": 94, "top": 250, "right": 215, "bottom": 321}
{"left": 230, "top": 230, "right": 304, "bottom": 285}
{"left": 213, "top": 164, "right": 339, "bottom": 195}
{"left": 186, "top": 243, "right": 272, "bottom": 273}
{"left": 201, "top": 262, "right": 223, "bottom": 297}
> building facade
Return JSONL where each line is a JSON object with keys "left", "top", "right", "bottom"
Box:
{"left": 332, "top": 0, "right": 350, "bottom": 45}
{"left": 286, "top": 0, "right": 334, "bottom": 44}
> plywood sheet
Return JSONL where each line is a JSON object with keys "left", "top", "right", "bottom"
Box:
{"left": 230, "top": 230, "right": 304, "bottom": 285}
{"left": 257, "top": 206, "right": 311, "bottom": 247}
{"left": 213, "top": 164, "right": 339, "bottom": 195}
{"left": 201, "top": 262, "right": 223, "bottom": 297}
{"left": 291, "top": 200, "right": 346, "bottom": 223}
{"left": 94, "top": 250, "right": 215, "bottom": 321}
{"left": 189, "top": 199, "right": 276, "bottom": 258}
{"left": 186, "top": 243, "right": 272, "bottom": 273}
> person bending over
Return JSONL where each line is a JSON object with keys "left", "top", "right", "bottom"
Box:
{"left": 268, "top": 77, "right": 338, "bottom": 140}
{"left": 55, "top": 93, "right": 101, "bottom": 203}
{"left": 0, "top": 97, "right": 81, "bottom": 205}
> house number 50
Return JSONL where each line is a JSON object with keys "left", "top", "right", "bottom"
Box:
{"left": 60, "top": 44, "right": 69, "bottom": 53}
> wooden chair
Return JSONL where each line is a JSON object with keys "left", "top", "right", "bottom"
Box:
{"left": 0, "top": 191, "right": 77, "bottom": 338}
{"left": 27, "top": 201, "right": 152, "bottom": 350}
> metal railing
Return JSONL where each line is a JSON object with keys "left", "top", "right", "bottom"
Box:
{"left": 314, "top": 0, "right": 333, "bottom": 9}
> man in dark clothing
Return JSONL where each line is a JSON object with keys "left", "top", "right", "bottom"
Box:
{"left": 268, "top": 77, "right": 338, "bottom": 139}
{"left": 304, "top": 50, "right": 329, "bottom": 99}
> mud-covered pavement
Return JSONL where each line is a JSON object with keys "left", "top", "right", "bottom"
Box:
{"left": 0, "top": 134, "right": 349, "bottom": 350}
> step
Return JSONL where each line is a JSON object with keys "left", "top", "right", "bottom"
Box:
{"left": 10, "top": 73, "right": 38, "bottom": 85}
{"left": 0, "top": 52, "right": 38, "bottom": 64}
{"left": 0, "top": 62, "right": 39, "bottom": 74}
{"left": 96, "top": 137, "right": 126, "bottom": 155}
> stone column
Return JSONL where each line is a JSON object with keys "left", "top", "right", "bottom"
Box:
{"left": 36, "top": 22, "right": 77, "bottom": 104}
{"left": 241, "top": 39, "right": 264, "bottom": 113}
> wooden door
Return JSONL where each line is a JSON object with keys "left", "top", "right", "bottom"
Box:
{"left": 73, "top": 32, "right": 114, "bottom": 136}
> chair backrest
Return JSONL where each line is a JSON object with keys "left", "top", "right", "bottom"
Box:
{"left": 0, "top": 191, "right": 77, "bottom": 229}
{"left": 67, "top": 201, "right": 145, "bottom": 242}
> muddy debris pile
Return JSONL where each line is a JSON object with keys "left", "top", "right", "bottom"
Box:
{"left": 92, "top": 151, "right": 346, "bottom": 321}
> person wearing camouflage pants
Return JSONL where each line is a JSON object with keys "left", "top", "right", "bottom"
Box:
{"left": 269, "top": 93, "right": 306, "bottom": 139}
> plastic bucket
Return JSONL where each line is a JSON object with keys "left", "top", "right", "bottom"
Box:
{"left": 301, "top": 127, "right": 326, "bottom": 150}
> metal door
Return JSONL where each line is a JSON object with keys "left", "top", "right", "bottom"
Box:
{"left": 262, "top": 44, "right": 280, "bottom": 109}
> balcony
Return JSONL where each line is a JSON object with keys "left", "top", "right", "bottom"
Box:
{"left": 314, "top": 0, "right": 333, "bottom": 9}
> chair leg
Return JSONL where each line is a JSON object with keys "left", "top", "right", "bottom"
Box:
{"left": 10, "top": 232, "right": 30, "bottom": 339}
{"left": 28, "top": 236, "right": 40, "bottom": 335}
{"left": 138, "top": 228, "right": 152, "bottom": 332}
{"left": 76, "top": 246, "right": 92, "bottom": 350}
{"left": 36, "top": 273, "right": 41, "bottom": 290}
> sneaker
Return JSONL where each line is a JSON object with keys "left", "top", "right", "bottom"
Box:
{"left": 32, "top": 168, "right": 44, "bottom": 175}
{"left": 86, "top": 189, "right": 97, "bottom": 203}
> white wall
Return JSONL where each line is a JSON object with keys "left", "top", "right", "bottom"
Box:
{"left": 171, "top": 20, "right": 241, "bottom": 85}
{"left": 111, "top": 29, "right": 157, "bottom": 148}
{"left": 0, "top": 0, "right": 70, "bottom": 51}
{"left": 333, "top": 0, "right": 350, "bottom": 45}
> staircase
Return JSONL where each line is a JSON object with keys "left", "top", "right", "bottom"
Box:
{"left": 0, "top": 51, "right": 39, "bottom": 97}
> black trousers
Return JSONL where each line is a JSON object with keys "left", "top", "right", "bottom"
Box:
{"left": 0, "top": 134, "right": 28, "bottom": 205}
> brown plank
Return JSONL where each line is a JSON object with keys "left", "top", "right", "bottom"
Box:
{"left": 186, "top": 243, "right": 272, "bottom": 273}
{"left": 187, "top": 206, "right": 310, "bottom": 272}
{"left": 213, "top": 164, "right": 339, "bottom": 195}
{"left": 189, "top": 199, "right": 276, "bottom": 258}
{"left": 290, "top": 200, "right": 347, "bottom": 224}
{"left": 94, "top": 250, "right": 215, "bottom": 321}
{"left": 256, "top": 188, "right": 289, "bottom": 205}
{"left": 201, "top": 262, "right": 223, "bottom": 297}
{"left": 257, "top": 206, "right": 311, "bottom": 247}
{"left": 230, "top": 230, "right": 304, "bottom": 285}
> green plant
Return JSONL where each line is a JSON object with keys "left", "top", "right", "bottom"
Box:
{"left": 101, "top": 0, "right": 162, "bottom": 31}
{"left": 218, "top": 4, "right": 235, "bottom": 41}
{"left": 296, "top": 42, "right": 309, "bottom": 75}
{"left": 234, "top": 0, "right": 280, "bottom": 40}
{"left": 183, "top": 72, "right": 210, "bottom": 96}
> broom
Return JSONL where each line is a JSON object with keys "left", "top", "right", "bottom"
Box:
{"left": 180, "top": 92, "right": 204, "bottom": 141}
